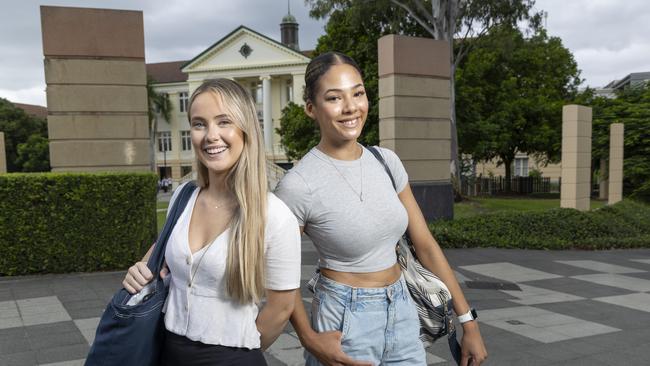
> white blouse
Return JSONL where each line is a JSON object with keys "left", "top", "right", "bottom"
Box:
{"left": 162, "top": 183, "right": 301, "bottom": 349}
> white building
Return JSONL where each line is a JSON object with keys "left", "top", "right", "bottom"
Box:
{"left": 147, "top": 13, "right": 311, "bottom": 185}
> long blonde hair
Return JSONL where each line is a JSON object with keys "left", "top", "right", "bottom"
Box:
{"left": 188, "top": 79, "right": 267, "bottom": 304}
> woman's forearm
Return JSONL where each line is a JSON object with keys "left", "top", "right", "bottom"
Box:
{"left": 256, "top": 289, "right": 296, "bottom": 350}
{"left": 289, "top": 289, "right": 318, "bottom": 346}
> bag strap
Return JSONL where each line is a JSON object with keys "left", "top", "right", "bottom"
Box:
{"left": 147, "top": 181, "right": 197, "bottom": 279}
{"left": 365, "top": 146, "right": 397, "bottom": 191}
{"left": 366, "top": 146, "right": 462, "bottom": 364}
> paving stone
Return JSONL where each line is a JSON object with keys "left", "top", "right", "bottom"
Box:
{"left": 35, "top": 343, "right": 89, "bottom": 365}
{"left": 478, "top": 306, "right": 619, "bottom": 343}
{"left": 556, "top": 260, "right": 646, "bottom": 274}
{"left": 61, "top": 299, "right": 106, "bottom": 319}
{"left": 0, "top": 351, "right": 38, "bottom": 366}
{"left": 594, "top": 292, "right": 650, "bottom": 313}
{"left": 40, "top": 360, "right": 86, "bottom": 366}
{"left": 28, "top": 329, "right": 86, "bottom": 350}
{"left": 460, "top": 262, "right": 562, "bottom": 283}
{"left": 0, "top": 331, "right": 31, "bottom": 355}
{"left": 265, "top": 333, "right": 304, "bottom": 366}
{"left": 73, "top": 318, "right": 100, "bottom": 346}
{"left": 502, "top": 284, "right": 584, "bottom": 305}
{"left": 571, "top": 273, "right": 650, "bottom": 292}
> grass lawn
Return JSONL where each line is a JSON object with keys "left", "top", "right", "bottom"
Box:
{"left": 157, "top": 202, "right": 169, "bottom": 233}
{"left": 454, "top": 196, "right": 607, "bottom": 219}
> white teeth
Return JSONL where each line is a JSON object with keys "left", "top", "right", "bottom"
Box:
{"left": 205, "top": 146, "right": 227, "bottom": 154}
{"left": 341, "top": 118, "right": 357, "bottom": 127}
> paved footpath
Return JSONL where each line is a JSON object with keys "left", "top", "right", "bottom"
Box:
{"left": 2, "top": 239, "right": 650, "bottom": 365}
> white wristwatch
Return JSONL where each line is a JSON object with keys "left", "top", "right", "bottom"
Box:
{"left": 457, "top": 308, "right": 478, "bottom": 324}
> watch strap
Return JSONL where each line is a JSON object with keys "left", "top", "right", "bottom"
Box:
{"left": 457, "top": 308, "right": 477, "bottom": 323}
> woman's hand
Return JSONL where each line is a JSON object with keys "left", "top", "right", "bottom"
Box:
{"left": 122, "top": 261, "right": 168, "bottom": 294}
{"left": 302, "top": 330, "right": 373, "bottom": 366}
{"left": 460, "top": 321, "right": 488, "bottom": 366}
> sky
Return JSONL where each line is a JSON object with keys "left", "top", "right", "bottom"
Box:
{"left": 1, "top": 0, "right": 649, "bottom": 106}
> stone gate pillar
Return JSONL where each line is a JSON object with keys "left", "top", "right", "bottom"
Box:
{"left": 378, "top": 35, "right": 453, "bottom": 220}
{"left": 561, "top": 105, "right": 592, "bottom": 211}
{"left": 608, "top": 123, "right": 624, "bottom": 204}
{"left": 41, "top": 6, "right": 149, "bottom": 172}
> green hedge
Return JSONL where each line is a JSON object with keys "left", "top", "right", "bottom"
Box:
{"left": 631, "top": 181, "right": 650, "bottom": 203}
{"left": 0, "top": 172, "right": 158, "bottom": 275}
{"left": 432, "top": 200, "right": 650, "bottom": 249}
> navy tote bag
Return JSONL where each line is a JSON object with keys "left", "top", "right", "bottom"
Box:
{"left": 85, "top": 182, "right": 196, "bottom": 366}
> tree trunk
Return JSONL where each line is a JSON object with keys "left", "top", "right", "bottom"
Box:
{"left": 504, "top": 157, "right": 513, "bottom": 193}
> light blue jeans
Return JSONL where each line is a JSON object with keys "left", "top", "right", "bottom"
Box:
{"left": 305, "top": 274, "right": 426, "bottom": 365}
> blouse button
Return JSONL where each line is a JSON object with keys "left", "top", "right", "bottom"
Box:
{"left": 186, "top": 256, "right": 191, "bottom": 265}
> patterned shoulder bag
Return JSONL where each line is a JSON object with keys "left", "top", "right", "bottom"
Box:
{"left": 366, "top": 146, "right": 461, "bottom": 365}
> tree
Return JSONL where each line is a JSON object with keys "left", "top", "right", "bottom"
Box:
{"left": 390, "top": 0, "right": 543, "bottom": 182}
{"left": 583, "top": 84, "right": 650, "bottom": 196}
{"left": 455, "top": 25, "right": 581, "bottom": 188}
{"left": 276, "top": 0, "right": 428, "bottom": 159}
{"left": 276, "top": 102, "right": 321, "bottom": 160}
{"left": 15, "top": 134, "right": 50, "bottom": 172}
{"left": 0, "top": 98, "right": 49, "bottom": 172}
{"left": 304, "top": 0, "right": 543, "bottom": 185}
{"left": 147, "top": 76, "right": 172, "bottom": 172}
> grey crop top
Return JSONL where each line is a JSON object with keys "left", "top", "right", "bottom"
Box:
{"left": 274, "top": 146, "right": 409, "bottom": 273}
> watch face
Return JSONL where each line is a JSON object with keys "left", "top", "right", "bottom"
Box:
{"left": 471, "top": 308, "right": 478, "bottom": 319}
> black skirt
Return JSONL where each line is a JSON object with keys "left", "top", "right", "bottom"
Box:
{"left": 161, "top": 330, "right": 267, "bottom": 366}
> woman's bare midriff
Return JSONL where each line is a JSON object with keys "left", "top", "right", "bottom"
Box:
{"left": 320, "top": 263, "right": 402, "bottom": 288}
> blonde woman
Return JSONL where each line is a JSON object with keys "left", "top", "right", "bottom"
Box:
{"left": 123, "top": 79, "right": 301, "bottom": 365}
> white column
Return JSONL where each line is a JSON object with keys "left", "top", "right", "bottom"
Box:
{"left": 280, "top": 77, "right": 288, "bottom": 110}
{"left": 292, "top": 73, "right": 305, "bottom": 105}
{"left": 261, "top": 75, "right": 272, "bottom": 152}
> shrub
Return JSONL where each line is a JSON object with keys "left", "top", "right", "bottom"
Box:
{"left": 0, "top": 172, "right": 158, "bottom": 275}
{"left": 431, "top": 200, "right": 650, "bottom": 249}
{"left": 630, "top": 181, "right": 650, "bottom": 203}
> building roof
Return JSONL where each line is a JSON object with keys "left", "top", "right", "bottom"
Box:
{"left": 604, "top": 71, "right": 650, "bottom": 90}
{"left": 146, "top": 61, "right": 188, "bottom": 84}
{"left": 282, "top": 13, "right": 297, "bottom": 23}
{"left": 13, "top": 102, "right": 47, "bottom": 119}
{"left": 182, "top": 25, "right": 310, "bottom": 71}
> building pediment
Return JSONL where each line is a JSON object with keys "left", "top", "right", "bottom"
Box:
{"left": 182, "top": 25, "right": 310, "bottom": 73}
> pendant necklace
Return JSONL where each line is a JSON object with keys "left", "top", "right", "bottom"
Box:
{"left": 317, "top": 148, "right": 364, "bottom": 202}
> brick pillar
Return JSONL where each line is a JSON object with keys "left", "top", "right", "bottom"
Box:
{"left": 0, "top": 132, "right": 6, "bottom": 173}
{"left": 608, "top": 123, "right": 624, "bottom": 204}
{"left": 378, "top": 35, "right": 453, "bottom": 220}
{"left": 41, "top": 6, "right": 149, "bottom": 172}
{"left": 561, "top": 105, "right": 592, "bottom": 211}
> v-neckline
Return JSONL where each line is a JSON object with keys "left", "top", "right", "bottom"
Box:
{"left": 186, "top": 188, "right": 230, "bottom": 256}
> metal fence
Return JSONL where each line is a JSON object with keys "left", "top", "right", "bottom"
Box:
{"left": 461, "top": 176, "right": 554, "bottom": 196}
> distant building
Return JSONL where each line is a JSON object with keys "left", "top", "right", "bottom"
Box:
{"left": 12, "top": 102, "right": 48, "bottom": 120}
{"left": 475, "top": 71, "right": 650, "bottom": 183}
{"left": 147, "top": 9, "right": 310, "bottom": 183}
{"left": 594, "top": 71, "right": 650, "bottom": 98}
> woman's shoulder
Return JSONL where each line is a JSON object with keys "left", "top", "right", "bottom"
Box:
{"left": 267, "top": 192, "right": 297, "bottom": 219}
{"left": 265, "top": 192, "right": 300, "bottom": 234}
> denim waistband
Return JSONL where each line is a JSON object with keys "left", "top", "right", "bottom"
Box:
{"left": 314, "top": 273, "right": 408, "bottom": 305}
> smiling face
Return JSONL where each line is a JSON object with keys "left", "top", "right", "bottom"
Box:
{"left": 306, "top": 63, "right": 369, "bottom": 147}
{"left": 189, "top": 91, "right": 245, "bottom": 177}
